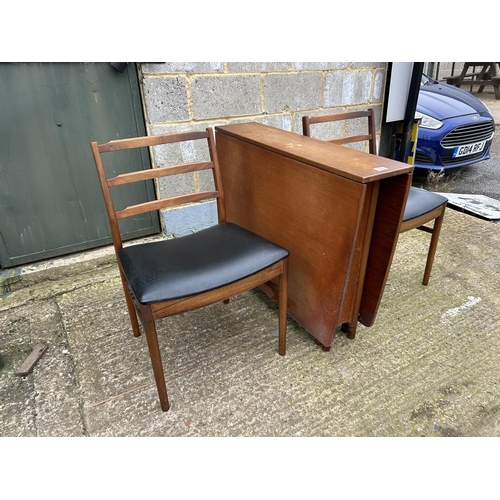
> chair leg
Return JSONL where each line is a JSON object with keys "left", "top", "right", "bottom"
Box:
{"left": 422, "top": 210, "right": 445, "bottom": 286}
{"left": 278, "top": 259, "right": 289, "bottom": 356}
{"left": 118, "top": 268, "right": 141, "bottom": 337}
{"left": 141, "top": 306, "right": 170, "bottom": 412}
{"left": 125, "top": 291, "right": 141, "bottom": 338}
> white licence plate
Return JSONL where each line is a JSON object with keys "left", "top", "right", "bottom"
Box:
{"left": 452, "top": 141, "right": 486, "bottom": 158}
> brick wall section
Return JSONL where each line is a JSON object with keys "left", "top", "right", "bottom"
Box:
{"left": 139, "top": 62, "right": 388, "bottom": 237}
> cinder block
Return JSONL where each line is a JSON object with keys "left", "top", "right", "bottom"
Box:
{"left": 351, "top": 62, "right": 386, "bottom": 69}
{"left": 264, "top": 73, "right": 322, "bottom": 113}
{"left": 373, "top": 69, "right": 386, "bottom": 102}
{"left": 143, "top": 77, "right": 189, "bottom": 123}
{"left": 227, "top": 62, "right": 292, "bottom": 72}
{"left": 295, "top": 62, "right": 348, "bottom": 70}
{"left": 158, "top": 172, "right": 197, "bottom": 199}
{"left": 142, "top": 62, "right": 224, "bottom": 74}
{"left": 230, "top": 114, "right": 293, "bottom": 132}
{"left": 162, "top": 201, "right": 218, "bottom": 238}
{"left": 295, "top": 111, "right": 345, "bottom": 141}
{"left": 191, "top": 75, "right": 261, "bottom": 119}
{"left": 151, "top": 121, "right": 227, "bottom": 136}
{"left": 324, "top": 70, "right": 373, "bottom": 106}
{"left": 198, "top": 168, "right": 216, "bottom": 192}
{"left": 151, "top": 124, "right": 217, "bottom": 167}
{"left": 323, "top": 72, "right": 344, "bottom": 107}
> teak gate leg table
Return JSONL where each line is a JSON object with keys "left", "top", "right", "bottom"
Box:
{"left": 215, "top": 123, "right": 413, "bottom": 349}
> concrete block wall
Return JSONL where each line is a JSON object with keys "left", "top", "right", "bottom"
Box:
{"left": 138, "top": 62, "right": 388, "bottom": 237}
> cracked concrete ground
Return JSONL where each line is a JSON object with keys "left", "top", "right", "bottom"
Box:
{"left": 1, "top": 207, "right": 500, "bottom": 437}
{"left": 3, "top": 87, "right": 499, "bottom": 440}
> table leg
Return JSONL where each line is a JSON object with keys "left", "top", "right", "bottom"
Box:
{"left": 341, "top": 321, "right": 357, "bottom": 339}
{"left": 313, "top": 337, "right": 331, "bottom": 352}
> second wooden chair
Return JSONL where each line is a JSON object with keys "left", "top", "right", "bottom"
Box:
{"left": 302, "top": 108, "right": 447, "bottom": 286}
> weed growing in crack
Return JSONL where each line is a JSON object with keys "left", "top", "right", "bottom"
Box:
{"left": 425, "top": 168, "right": 462, "bottom": 192}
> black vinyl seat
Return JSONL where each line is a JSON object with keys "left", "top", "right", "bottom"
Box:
{"left": 403, "top": 187, "right": 447, "bottom": 222}
{"left": 119, "top": 222, "right": 289, "bottom": 304}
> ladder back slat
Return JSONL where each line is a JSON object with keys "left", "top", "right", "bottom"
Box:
{"left": 116, "top": 191, "right": 219, "bottom": 220}
{"left": 98, "top": 131, "right": 209, "bottom": 152}
{"left": 108, "top": 162, "right": 214, "bottom": 186}
{"left": 308, "top": 110, "right": 371, "bottom": 124}
{"left": 327, "top": 134, "right": 373, "bottom": 145}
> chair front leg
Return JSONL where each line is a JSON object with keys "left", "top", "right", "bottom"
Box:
{"left": 141, "top": 306, "right": 170, "bottom": 412}
{"left": 422, "top": 209, "right": 446, "bottom": 286}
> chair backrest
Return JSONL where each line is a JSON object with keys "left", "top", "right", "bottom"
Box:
{"left": 91, "top": 128, "right": 225, "bottom": 252}
{"left": 302, "top": 108, "right": 377, "bottom": 155}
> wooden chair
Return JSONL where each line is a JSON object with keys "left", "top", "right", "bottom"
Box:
{"left": 91, "top": 128, "right": 289, "bottom": 411}
{"left": 302, "top": 109, "right": 447, "bottom": 286}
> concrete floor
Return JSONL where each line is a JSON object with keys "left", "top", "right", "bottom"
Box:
{"left": 1, "top": 206, "right": 500, "bottom": 437}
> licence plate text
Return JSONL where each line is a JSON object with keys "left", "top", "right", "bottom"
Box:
{"left": 452, "top": 141, "right": 486, "bottom": 158}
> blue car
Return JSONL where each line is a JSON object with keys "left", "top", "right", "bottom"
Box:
{"left": 414, "top": 74, "right": 495, "bottom": 170}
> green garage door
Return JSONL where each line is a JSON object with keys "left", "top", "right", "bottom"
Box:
{"left": 0, "top": 62, "right": 159, "bottom": 268}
